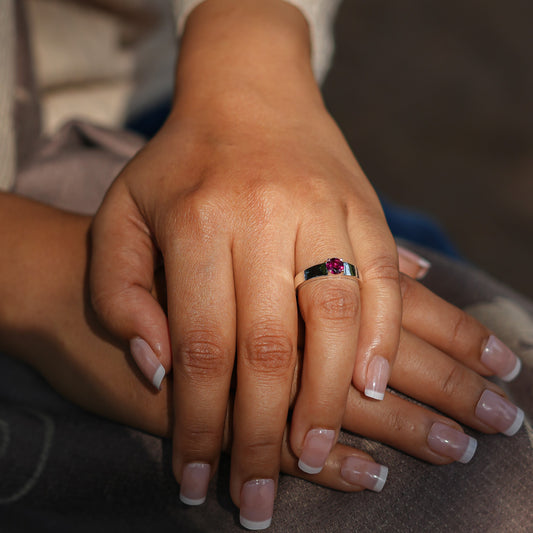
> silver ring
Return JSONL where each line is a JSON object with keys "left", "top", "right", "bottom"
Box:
{"left": 294, "top": 258, "right": 360, "bottom": 290}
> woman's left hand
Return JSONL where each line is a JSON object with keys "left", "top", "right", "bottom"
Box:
{"left": 89, "top": 1, "right": 403, "bottom": 503}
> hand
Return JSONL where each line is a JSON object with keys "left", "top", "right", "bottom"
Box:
{"left": 90, "top": 0, "right": 402, "bottom": 509}
{"left": 0, "top": 197, "right": 522, "bottom": 530}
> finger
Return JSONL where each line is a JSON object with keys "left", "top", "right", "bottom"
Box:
{"left": 348, "top": 201, "right": 402, "bottom": 400}
{"left": 225, "top": 390, "right": 387, "bottom": 499}
{"left": 291, "top": 220, "right": 359, "bottom": 475}
{"left": 397, "top": 245, "right": 431, "bottom": 280}
{"left": 400, "top": 274, "right": 522, "bottom": 381}
{"left": 342, "top": 386, "right": 478, "bottom": 465}
{"left": 163, "top": 211, "right": 236, "bottom": 507}
{"left": 91, "top": 181, "right": 171, "bottom": 389}
{"left": 239, "top": 429, "right": 387, "bottom": 530}
{"left": 287, "top": 344, "right": 479, "bottom": 466}
{"left": 230, "top": 224, "right": 297, "bottom": 520}
{"left": 390, "top": 329, "right": 525, "bottom": 437}
{"left": 280, "top": 433, "right": 388, "bottom": 494}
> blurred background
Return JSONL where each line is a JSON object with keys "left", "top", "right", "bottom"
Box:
{"left": 323, "top": 0, "right": 533, "bottom": 298}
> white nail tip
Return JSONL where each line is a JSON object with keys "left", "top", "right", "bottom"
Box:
{"left": 152, "top": 364, "right": 165, "bottom": 390}
{"left": 373, "top": 465, "right": 388, "bottom": 493}
{"left": 501, "top": 357, "right": 522, "bottom": 382}
{"left": 239, "top": 517, "right": 272, "bottom": 531}
{"left": 397, "top": 246, "right": 431, "bottom": 279}
{"left": 298, "top": 459, "right": 323, "bottom": 475}
{"left": 504, "top": 407, "right": 524, "bottom": 437}
{"left": 459, "top": 437, "right": 478, "bottom": 464}
{"left": 417, "top": 257, "right": 432, "bottom": 269}
{"left": 180, "top": 494, "right": 206, "bottom": 506}
{"left": 415, "top": 259, "right": 431, "bottom": 280}
{"left": 364, "top": 388, "right": 385, "bottom": 401}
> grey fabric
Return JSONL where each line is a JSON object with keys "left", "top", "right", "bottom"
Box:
{"left": 1, "top": 119, "right": 532, "bottom": 532}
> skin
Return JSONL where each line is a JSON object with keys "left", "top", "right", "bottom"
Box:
{"left": 0, "top": 193, "right": 516, "bottom": 502}
{"left": 90, "top": 0, "right": 403, "bottom": 506}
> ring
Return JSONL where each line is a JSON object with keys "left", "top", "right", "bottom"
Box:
{"left": 294, "top": 258, "right": 360, "bottom": 290}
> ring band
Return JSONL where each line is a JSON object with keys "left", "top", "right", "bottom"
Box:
{"left": 294, "top": 258, "right": 360, "bottom": 290}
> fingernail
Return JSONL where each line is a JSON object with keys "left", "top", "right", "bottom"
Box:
{"left": 240, "top": 479, "right": 275, "bottom": 531}
{"left": 481, "top": 335, "right": 522, "bottom": 382}
{"left": 364, "top": 356, "right": 390, "bottom": 401}
{"left": 130, "top": 337, "right": 165, "bottom": 390}
{"left": 397, "top": 246, "right": 431, "bottom": 280}
{"left": 179, "top": 463, "right": 211, "bottom": 506}
{"left": 340, "top": 456, "right": 388, "bottom": 492}
{"left": 475, "top": 389, "right": 524, "bottom": 436}
{"left": 298, "top": 428, "right": 336, "bottom": 474}
{"left": 427, "top": 422, "right": 477, "bottom": 463}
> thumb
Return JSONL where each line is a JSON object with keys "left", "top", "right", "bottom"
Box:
{"left": 90, "top": 183, "right": 171, "bottom": 389}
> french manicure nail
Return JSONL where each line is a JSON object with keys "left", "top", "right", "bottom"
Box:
{"left": 481, "top": 335, "right": 522, "bottom": 382}
{"left": 427, "top": 422, "right": 477, "bottom": 463}
{"left": 397, "top": 246, "right": 431, "bottom": 280}
{"left": 298, "top": 428, "right": 336, "bottom": 474}
{"left": 364, "top": 356, "right": 390, "bottom": 401}
{"left": 130, "top": 337, "right": 165, "bottom": 390}
{"left": 475, "top": 389, "right": 524, "bottom": 436}
{"left": 240, "top": 479, "right": 275, "bottom": 531}
{"left": 340, "top": 456, "right": 388, "bottom": 492}
{"left": 179, "top": 463, "right": 211, "bottom": 506}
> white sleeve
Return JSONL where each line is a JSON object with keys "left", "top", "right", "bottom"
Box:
{"left": 172, "top": 0, "right": 342, "bottom": 84}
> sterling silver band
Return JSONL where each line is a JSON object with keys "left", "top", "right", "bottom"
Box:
{"left": 294, "top": 258, "right": 360, "bottom": 290}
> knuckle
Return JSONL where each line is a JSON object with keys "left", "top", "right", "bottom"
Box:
{"left": 90, "top": 285, "right": 126, "bottom": 327}
{"left": 167, "top": 192, "right": 224, "bottom": 243}
{"left": 240, "top": 432, "right": 283, "bottom": 461}
{"left": 440, "top": 364, "right": 469, "bottom": 400}
{"left": 308, "top": 282, "right": 359, "bottom": 323}
{"left": 240, "top": 179, "right": 294, "bottom": 225}
{"left": 171, "top": 423, "right": 220, "bottom": 480}
{"left": 90, "top": 288, "right": 110, "bottom": 320}
{"left": 398, "top": 273, "right": 416, "bottom": 313}
{"left": 179, "top": 423, "right": 222, "bottom": 451}
{"left": 179, "top": 331, "right": 231, "bottom": 380}
{"left": 244, "top": 326, "right": 294, "bottom": 375}
{"left": 384, "top": 407, "right": 417, "bottom": 436}
{"left": 362, "top": 255, "right": 401, "bottom": 284}
{"left": 244, "top": 179, "right": 284, "bottom": 207}
{"left": 447, "top": 311, "right": 475, "bottom": 354}
{"left": 398, "top": 272, "right": 413, "bottom": 300}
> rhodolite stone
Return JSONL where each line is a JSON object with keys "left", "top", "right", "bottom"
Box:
{"left": 326, "top": 258, "right": 344, "bottom": 274}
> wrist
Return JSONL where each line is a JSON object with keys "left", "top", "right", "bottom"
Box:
{"left": 173, "top": 0, "right": 324, "bottom": 120}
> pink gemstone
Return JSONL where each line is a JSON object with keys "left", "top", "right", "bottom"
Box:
{"left": 326, "top": 258, "right": 344, "bottom": 274}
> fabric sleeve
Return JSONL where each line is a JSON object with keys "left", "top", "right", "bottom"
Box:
{"left": 172, "top": 0, "right": 342, "bottom": 85}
